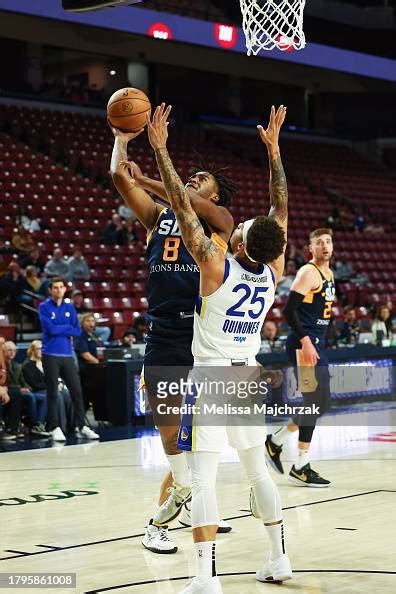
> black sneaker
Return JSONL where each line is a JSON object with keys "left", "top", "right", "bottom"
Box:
{"left": 265, "top": 435, "right": 284, "bottom": 474}
{"left": 1, "top": 431, "right": 17, "bottom": 441}
{"left": 30, "top": 424, "right": 51, "bottom": 438}
{"left": 288, "top": 463, "right": 331, "bottom": 488}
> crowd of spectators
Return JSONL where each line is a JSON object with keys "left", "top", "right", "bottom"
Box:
{"left": 99, "top": 213, "right": 136, "bottom": 246}
{"left": 0, "top": 244, "right": 93, "bottom": 316}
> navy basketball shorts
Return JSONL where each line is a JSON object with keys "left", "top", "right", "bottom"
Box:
{"left": 143, "top": 317, "right": 194, "bottom": 428}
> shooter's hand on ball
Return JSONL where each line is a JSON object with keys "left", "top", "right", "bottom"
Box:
{"left": 257, "top": 105, "right": 287, "bottom": 152}
{"left": 147, "top": 103, "right": 172, "bottom": 151}
{"left": 108, "top": 120, "right": 145, "bottom": 142}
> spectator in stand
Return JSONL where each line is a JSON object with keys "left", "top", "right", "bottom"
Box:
{"left": 259, "top": 320, "right": 280, "bottom": 353}
{"left": 326, "top": 207, "right": 341, "bottom": 231}
{"left": 124, "top": 218, "right": 136, "bottom": 244}
{"left": 353, "top": 211, "right": 367, "bottom": 233}
{"left": 338, "top": 306, "right": 360, "bottom": 346}
{"left": 71, "top": 289, "right": 88, "bottom": 315}
{"left": 20, "top": 247, "right": 45, "bottom": 275}
{"left": 11, "top": 227, "right": 37, "bottom": 254}
{"left": 3, "top": 340, "right": 48, "bottom": 437}
{"left": 71, "top": 290, "right": 111, "bottom": 343}
{"left": 23, "top": 340, "right": 75, "bottom": 437}
{"left": 334, "top": 259, "right": 355, "bottom": 282}
{"left": 19, "top": 212, "right": 41, "bottom": 233}
{"left": 127, "top": 315, "right": 147, "bottom": 344}
{"left": 22, "top": 341, "right": 47, "bottom": 393}
{"left": 67, "top": 247, "right": 91, "bottom": 282}
{"left": 44, "top": 248, "right": 70, "bottom": 279}
{"left": 277, "top": 260, "right": 297, "bottom": 296}
{"left": 22, "top": 266, "right": 45, "bottom": 297}
{"left": 74, "top": 314, "right": 105, "bottom": 416}
{"left": 100, "top": 213, "right": 126, "bottom": 245}
{"left": 38, "top": 277, "right": 99, "bottom": 441}
{"left": 1, "top": 261, "right": 25, "bottom": 313}
{"left": 116, "top": 330, "right": 136, "bottom": 348}
{"left": 287, "top": 243, "right": 305, "bottom": 269}
{"left": 0, "top": 335, "right": 13, "bottom": 440}
{"left": 385, "top": 299, "right": 396, "bottom": 332}
{"left": 118, "top": 201, "right": 136, "bottom": 221}
{"left": 371, "top": 305, "right": 393, "bottom": 346}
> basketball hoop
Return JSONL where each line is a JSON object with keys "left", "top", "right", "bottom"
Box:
{"left": 239, "top": 0, "right": 306, "bottom": 56}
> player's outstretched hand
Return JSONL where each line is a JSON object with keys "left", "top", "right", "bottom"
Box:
{"left": 146, "top": 103, "right": 172, "bottom": 151}
{"left": 257, "top": 105, "right": 287, "bottom": 150}
{"left": 108, "top": 119, "right": 145, "bottom": 142}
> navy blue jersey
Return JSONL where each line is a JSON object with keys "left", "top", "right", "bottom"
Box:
{"left": 146, "top": 208, "right": 226, "bottom": 319}
{"left": 297, "top": 262, "right": 336, "bottom": 339}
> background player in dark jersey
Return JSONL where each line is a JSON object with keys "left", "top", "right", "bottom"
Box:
{"left": 265, "top": 228, "right": 336, "bottom": 487}
{"left": 110, "top": 124, "right": 237, "bottom": 553}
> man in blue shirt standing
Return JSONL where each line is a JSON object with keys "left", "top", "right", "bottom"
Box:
{"left": 39, "top": 277, "right": 99, "bottom": 442}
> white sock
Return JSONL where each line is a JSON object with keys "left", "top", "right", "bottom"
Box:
{"left": 295, "top": 449, "right": 310, "bottom": 470}
{"left": 264, "top": 521, "right": 286, "bottom": 560}
{"left": 194, "top": 541, "right": 216, "bottom": 579}
{"left": 166, "top": 453, "right": 191, "bottom": 488}
{"left": 271, "top": 426, "right": 290, "bottom": 447}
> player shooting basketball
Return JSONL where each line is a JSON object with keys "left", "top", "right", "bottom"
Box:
{"left": 146, "top": 103, "right": 292, "bottom": 592}
{"left": 110, "top": 123, "right": 236, "bottom": 554}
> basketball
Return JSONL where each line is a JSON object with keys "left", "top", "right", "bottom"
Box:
{"left": 107, "top": 87, "right": 151, "bottom": 132}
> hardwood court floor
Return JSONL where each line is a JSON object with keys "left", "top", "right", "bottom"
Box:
{"left": 1, "top": 420, "right": 395, "bottom": 594}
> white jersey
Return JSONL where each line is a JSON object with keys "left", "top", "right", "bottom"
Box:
{"left": 192, "top": 257, "right": 276, "bottom": 360}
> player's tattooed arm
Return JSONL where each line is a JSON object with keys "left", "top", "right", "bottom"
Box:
{"left": 257, "top": 105, "right": 288, "bottom": 231}
{"left": 154, "top": 147, "right": 220, "bottom": 264}
{"left": 268, "top": 150, "right": 288, "bottom": 224}
{"left": 148, "top": 103, "right": 223, "bottom": 269}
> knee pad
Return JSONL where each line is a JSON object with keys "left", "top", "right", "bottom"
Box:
{"left": 188, "top": 452, "right": 220, "bottom": 528}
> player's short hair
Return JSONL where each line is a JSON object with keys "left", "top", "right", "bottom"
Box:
{"left": 309, "top": 228, "right": 333, "bottom": 242}
{"left": 48, "top": 277, "right": 66, "bottom": 288}
{"left": 191, "top": 157, "right": 238, "bottom": 208}
{"left": 246, "top": 216, "right": 286, "bottom": 264}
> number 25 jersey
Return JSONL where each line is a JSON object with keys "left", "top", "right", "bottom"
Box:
{"left": 193, "top": 258, "right": 276, "bottom": 359}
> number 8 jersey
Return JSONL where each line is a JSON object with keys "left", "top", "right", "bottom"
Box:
{"left": 193, "top": 258, "right": 276, "bottom": 359}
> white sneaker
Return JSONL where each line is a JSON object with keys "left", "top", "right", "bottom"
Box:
{"left": 152, "top": 483, "right": 191, "bottom": 526}
{"left": 256, "top": 554, "right": 292, "bottom": 582}
{"left": 179, "top": 576, "right": 223, "bottom": 593}
{"left": 179, "top": 502, "right": 232, "bottom": 534}
{"left": 142, "top": 520, "right": 178, "bottom": 554}
{"left": 50, "top": 427, "right": 66, "bottom": 442}
{"left": 75, "top": 426, "right": 99, "bottom": 440}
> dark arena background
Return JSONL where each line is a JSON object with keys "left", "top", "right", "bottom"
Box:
{"left": 0, "top": 1, "right": 395, "bottom": 593}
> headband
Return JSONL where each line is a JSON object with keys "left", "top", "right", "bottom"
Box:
{"left": 242, "top": 218, "right": 257, "bottom": 263}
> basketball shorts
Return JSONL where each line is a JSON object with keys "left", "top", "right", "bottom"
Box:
{"left": 177, "top": 362, "right": 267, "bottom": 453}
{"left": 143, "top": 316, "right": 194, "bottom": 427}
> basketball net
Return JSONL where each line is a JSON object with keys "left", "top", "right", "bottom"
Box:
{"left": 239, "top": 0, "right": 306, "bottom": 55}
